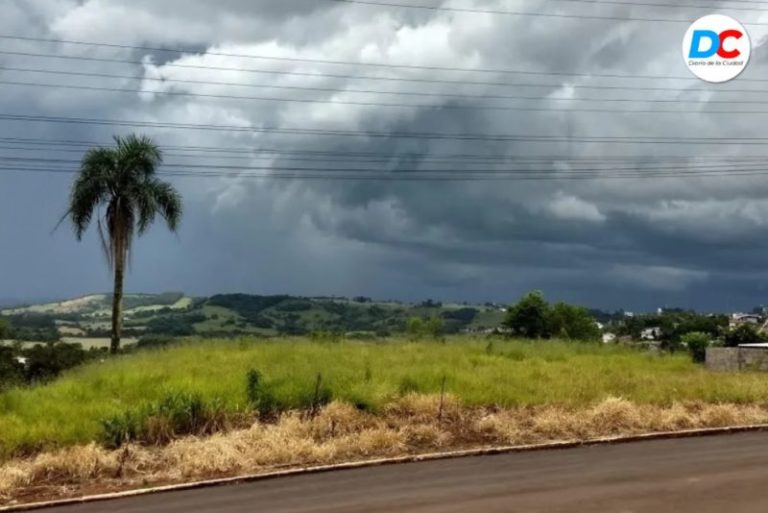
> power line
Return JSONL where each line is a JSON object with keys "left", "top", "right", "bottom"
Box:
{"left": 1, "top": 137, "right": 765, "bottom": 163}
{"left": 3, "top": 143, "right": 766, "bottom": 165}
{"left": 1, "top": 113, "right": 768, "bottom": 143}
{"left": 5, "top": 67, "right": 768, "bottom": 106}
{"left": 8, "top": 65, "right": 767, "bottom": 102}
{"left": 0, "top": 34, "right": 732, "bottom": 81}
{"left": 7, "top": 79, "right": 768, "bottom": 113}
{"left": 7, "top": 50, "right": 768, "bottom": 91}
{"left": 7, "top": 79, "right": 768, "bottom": 114}
{"left": 328, "top": 0, "right": 768, "bottom": 25}
{"left": 550, "top": 0, "right": 768, "bottom": 8}
{"left": 519, "top": 0, "right": 768, "bottom": 12}
{"left": 5, "top": 164, "right": 768, "bottom": 181}
{"left": 2, "top": 154, "right": 764, "bottom": 175}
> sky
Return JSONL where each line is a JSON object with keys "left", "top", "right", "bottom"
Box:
{"left": 2, "top": 0, "right": 768, "bottom": 311}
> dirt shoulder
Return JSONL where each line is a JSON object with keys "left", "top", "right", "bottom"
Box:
{"left": 3, "top": 395, "right": 768, "bottom": 507}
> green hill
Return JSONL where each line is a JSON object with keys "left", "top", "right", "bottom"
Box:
{"left": 1, "top": 293, "right": 507, "bottom": 347}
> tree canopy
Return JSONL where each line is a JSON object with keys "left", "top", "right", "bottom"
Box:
{"left": 504, "top": 291, "right": 600, "bottom": 341}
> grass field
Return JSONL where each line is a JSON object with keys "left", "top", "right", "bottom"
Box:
{"left": 2, "top": 337, "right": 768, "bottom": 460}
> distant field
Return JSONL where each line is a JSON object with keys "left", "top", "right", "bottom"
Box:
{"left": 1, "top": 337, "right": 767, "bottom": 459}
{"left": 60, "top": 337, "right": 139, "bottom": 349}
{"left": 2, "top": 338, "right": 139, "bottom": 350}
{"left": 0, "top": 295, "right": 107, "bottom": 316}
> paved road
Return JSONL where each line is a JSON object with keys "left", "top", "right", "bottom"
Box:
{"left": 37, "top": 433, "right": 768, "bottom": 513}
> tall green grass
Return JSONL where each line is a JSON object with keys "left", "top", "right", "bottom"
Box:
{"left": 0, "top": 337, "right": 766, "bottom": 458}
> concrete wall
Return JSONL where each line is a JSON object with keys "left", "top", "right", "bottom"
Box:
{"left": 706, "top": 347, "right": 768, "bottom": 372}
{"left": 706, "top": 348, "right": 740, "bottom": 372}
{"left": 739, "top": 348, "right": 768, "bottom": 372}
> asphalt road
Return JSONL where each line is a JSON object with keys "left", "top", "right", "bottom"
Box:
{"left": 36, "top": 433, "right": 768, "bottom": 513}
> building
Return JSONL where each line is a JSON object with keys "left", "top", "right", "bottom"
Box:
{"left": 729, "top": 314, "right": 763, "bottom": 330}
{"left": 640, "top": 327, "right": 662, "bottom": 341}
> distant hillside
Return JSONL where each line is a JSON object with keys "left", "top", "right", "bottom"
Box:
{"left": 0, "top": 293, "right": 507, "bottom": 347}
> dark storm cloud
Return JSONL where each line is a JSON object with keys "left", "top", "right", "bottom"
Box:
{"left": 2, "top": 0, "right": 768, "bottom": 311}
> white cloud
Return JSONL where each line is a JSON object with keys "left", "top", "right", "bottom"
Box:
{"left": 4, "top": 0, "right": 768, "bottom": 309}
{"left": 541, "top": 192, "right": 606, "bottom": 223}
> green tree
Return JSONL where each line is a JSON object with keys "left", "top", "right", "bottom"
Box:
{"left": 548, "top": 302, "right": 600, "bottom": 341}
{"left": 504, "top": 291, "right": 550, "bottom": 339}
{"left": 725, "top": 324, "right": 765, "bottom": 348}
{"left": 63, "top": 135, "right": 182, "bottom": 353}
{"left": 424, "top": 316, "right": 444, "bottom": 340}
{"left": 407, "top": 316, "right": 444, "bottom": 340}
{"left": 682, "top": 332, "right": 711, "bottom": 363}
{"left": 407, "top": 317, "right": 425, "bottom": 340}
{"left": 0, "top": 319, "right": 8, "bottom": 340}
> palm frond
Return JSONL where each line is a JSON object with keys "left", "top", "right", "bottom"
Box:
{"left": 114, "top": 134, "right": 162, "bottom": 180}
{"left": 68, "top": 148, "right": 114, "bottom": 240}
{"left": 146, "top": 178, "right": 182, "bottom": 233}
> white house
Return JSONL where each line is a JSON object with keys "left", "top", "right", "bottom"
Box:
{"left": 641, "top": 327, "right": 663, "bottom": 341}
{"left": 730, "top": 314, "right": 762, "bottom": 330}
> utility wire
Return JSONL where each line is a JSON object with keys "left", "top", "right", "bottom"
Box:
{"left": 7, "top": 79, "right": 768, "bottom": 113}
{"left": 556, "top": 0, "right": 768, "bottom": 7}
{"left": 511, "top": 0, "right": 768, "bottom": 11}
{"left": 1, "top": 154, "right": 764, "bottom": 175}
{"left": 5, "top": 165, "right": 768, "bottom": 181}
{"left": 327, "top": 0, "right": 768, "bottom": 25}
{"left": 0, "top": 34, "right": 742, "bottom": 81}
{"left": 6, "top": 50, "right": 768, "bottom": 91}
{"left": 2, "top": 138, "right": 765, "bottom": 164}
{"left": 7, "top": 65, "right": 768, "bottom": 102}
{"left": 2, "top": 142, "right": 765, "bottom": 165}
{"left": 1, "top": 113, "right": 768, "bottom": 143}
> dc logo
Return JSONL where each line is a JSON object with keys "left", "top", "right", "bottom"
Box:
{"left": 682, "top": 14, "right": 750, "bottom": 83}
{"left": 689, "top": 29, "right": 744, "bottom": 59}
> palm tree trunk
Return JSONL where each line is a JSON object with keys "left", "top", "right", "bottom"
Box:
{"left": 111, "top": 256, "right": 124, "bottom": 354}
{"left": 110, "top": 215, "right": 125, "bottom": 355}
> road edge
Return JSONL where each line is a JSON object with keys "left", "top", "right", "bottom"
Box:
{"left": 3, "top": 424, "right": 767, "bottom": 512}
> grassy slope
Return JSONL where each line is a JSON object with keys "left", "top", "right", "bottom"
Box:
{"left": 5, "top": 294, "right": 509, "bottom": 344}
{"left": 1, "top": 337, "right": 766, "bottom": 458}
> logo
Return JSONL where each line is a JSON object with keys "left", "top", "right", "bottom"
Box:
{"left": 682, "top": 14, "right": 750, "bottom": 83}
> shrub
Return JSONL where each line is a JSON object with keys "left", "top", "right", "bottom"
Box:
{"left": 681, "top": 332, "right": 711, "bottom": 363}
{"left": 0, "top": 346, "right": 24, "bottom": 390}
{"left": 245, "top": 369, "right": 278, "bottom": 417}
{"left": 23, "top": 343, "right": 88, "bottom": 383}
{"left": 101, "top": 411, "right": 142, "bottom": 449}
{"left": 101, "top": 393, "right": 228, "bottom": 448}
{"left": 407, "top": 317, "right": 444, "bottom": 341}
{"left": 725, "top": 324, "right": 765, "bottom": 348}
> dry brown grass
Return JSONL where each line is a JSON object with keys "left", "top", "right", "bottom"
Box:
{"left": 2, "top": 395, "right": 768, "bottom": 505}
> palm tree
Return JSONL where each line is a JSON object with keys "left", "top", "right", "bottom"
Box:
{"left": 65, "top": 134, "right": 182, "bottom": 354}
